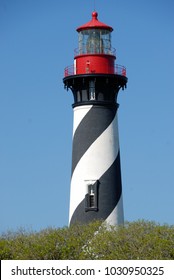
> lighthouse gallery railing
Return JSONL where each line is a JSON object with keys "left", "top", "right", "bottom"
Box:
{"left": 64, "top": 64, "right": 126, "bottom": 77}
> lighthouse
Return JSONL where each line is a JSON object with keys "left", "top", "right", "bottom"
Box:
{"left": 63, "top": 11, "right": 127, "bottom": 226}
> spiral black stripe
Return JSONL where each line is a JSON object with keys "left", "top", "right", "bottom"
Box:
{"left": 72, "top": 105, "right": 116, "bottom": 176}
{"left": 70, "top": 151, "right": 122, "bottom": 225}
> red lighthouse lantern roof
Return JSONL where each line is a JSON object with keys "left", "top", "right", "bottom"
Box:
{"left": 76, "top": 11, "right": 113, "bottom": 32}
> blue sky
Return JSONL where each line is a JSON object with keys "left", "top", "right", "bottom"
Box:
{"left": 0, "top": 0, "right": 174, "bottom": 233}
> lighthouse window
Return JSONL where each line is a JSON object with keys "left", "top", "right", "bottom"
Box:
{"left": 77, "top": 91, "right": 81, "bottom": 102}
{"left": 89, "top": 80, "right": 95, "bottom": 100}
{"left": 85, "top": 181, "right": 99, "bottom": 212}
{"left": 78, "top": 29, "right": 112, "bottom": 55}
{"left": 86, "top": 30, "right": 101, "bottom": 54}
{"left": 89, "top": 186, "right": 95, "bottom": 207}
{"left": 101, "top": 30, "right": 112, "bottom": 54}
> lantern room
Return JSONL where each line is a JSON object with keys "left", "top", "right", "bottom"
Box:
{"left": 78, "top": 28, "right": 112, "bottom": 55}
{"left": 74, "top": 11, "right": 115, "bottom": 75}
{"left": 64, "top": 11, "right": 127, "bottom": 77}
{"left": 77, "top": 11, "right": 113, "bottom": 56}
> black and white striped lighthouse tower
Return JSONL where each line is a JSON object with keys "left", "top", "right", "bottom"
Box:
{"left": 63, "top": 11, "right": 127, "bottom": 226}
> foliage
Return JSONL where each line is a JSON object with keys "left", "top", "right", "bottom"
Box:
{"left": 0, "top": 220, "right": 173, "bottom": 260}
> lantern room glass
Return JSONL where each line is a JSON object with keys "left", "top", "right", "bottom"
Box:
{"left": 78, "top": 29, "right": 112, "bottom": 55}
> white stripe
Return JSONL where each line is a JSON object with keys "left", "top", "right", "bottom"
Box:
{"left": 69, "top": 112, "right": 120, "bottom": 223}
{"left": 72, "top": 105, "right": 92, "bottom": 136}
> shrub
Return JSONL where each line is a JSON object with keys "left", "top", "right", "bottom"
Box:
{"left": 0, "top": 220, "right": 173, "bottom": 260}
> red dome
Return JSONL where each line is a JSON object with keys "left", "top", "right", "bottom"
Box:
{"left": 76, "top": 11, "right": 113, "bottom": 32}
